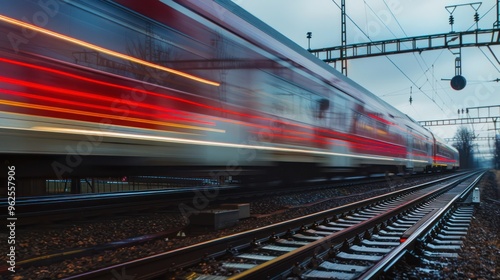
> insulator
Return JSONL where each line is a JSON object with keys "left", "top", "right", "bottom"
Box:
{"left": 474, "top": 12, "right": 479, "bottom": 22}
{"left": 449, "top": 15, "right": 454, "bottom": 25}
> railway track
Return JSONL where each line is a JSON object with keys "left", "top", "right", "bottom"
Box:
{"left": 386, "top": 205, "right": 475, "bottom": 279}
{"left": 0, "top": 173, "right": 458, "bottom": 280}
{"left": 62, "top": 171, "right": 483, "bottom": 280}
{"left": 1, "top": 173, "right": 441, "bottom": 226}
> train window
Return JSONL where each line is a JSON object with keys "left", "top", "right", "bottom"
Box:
{"left": 376, "top": 121, "right": 388, "bottom": 136}
{"left": 330, "top": 95, "right": 352, "bottom": 132}
{"left": 355, "top": 114, "right": 374, "bottom": 137}
{"left": 269, "top": 93, "right": 296, "bottom": 119}
{"left": 315, "top": 98, "right": 330, "bottom": 119}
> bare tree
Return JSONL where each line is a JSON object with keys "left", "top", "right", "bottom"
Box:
{"left": 452, "top": 127, "right": 475, "bottom": 169}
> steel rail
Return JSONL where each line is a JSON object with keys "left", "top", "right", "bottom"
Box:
{"left": 358, "top": 170, "right": 485, "bottom": 279}
{"left": 231, "top": 173, "right": 478, "bottom": 279}
{"left": 60, "top": 173, "right": 468, "bottom": 280}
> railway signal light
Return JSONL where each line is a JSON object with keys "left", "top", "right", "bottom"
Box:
{"left": 451, "top": 75, "right": 467, "bottom": 90}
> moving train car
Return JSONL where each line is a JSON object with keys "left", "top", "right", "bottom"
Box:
{"left": 0, "top": 0, "right": 458, "bottom": 180}
{"left": 433, "top": 134, "right": 460, "bottom": 171}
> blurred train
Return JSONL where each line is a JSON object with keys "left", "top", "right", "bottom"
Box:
{"left": 0, "top": 0, "right": 458, "bottom": 180}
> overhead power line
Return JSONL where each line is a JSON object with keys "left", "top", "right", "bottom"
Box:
{"left": 329, "top": 0, "right": 447, "bottom": 113}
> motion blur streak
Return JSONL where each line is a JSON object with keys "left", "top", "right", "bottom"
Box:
{"left": 0, "top": 58, "right": 283, "bottom": 126}
{"left": 0, "top": 14, "right": 221, "bottom": 86}
{"left": 30, "top": 126, "right": 429, "bottom": 163}
{"left": 0, "top": 75, "right": 216, "bottom": 126}
{"left": 0, "top": 99, "right": 226, "bottom": 133}
{"left": 0, "top": 0, "right": 458, "bottom": 177}
{"left": 0, "top": 88, "right": 213, "bottom": 126}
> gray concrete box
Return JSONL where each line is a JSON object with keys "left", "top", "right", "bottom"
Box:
{"left": 189, "top": 209, "right": 239, "bottom": 230}
{"left": 221, "top": 203, "right": 250, "bottom": 219}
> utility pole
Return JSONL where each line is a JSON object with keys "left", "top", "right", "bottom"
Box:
{"left": 495, "top": 0, "right": 500, "bottom": 28}
{"left": 307, "top": 32, "right": 312, "bottom": 50}
{"left": 340, "top": 0, "right": 347, "bottom": 76}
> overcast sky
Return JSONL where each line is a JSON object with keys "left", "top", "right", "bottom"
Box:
{"left": 232, "top": 0, "right": 500, "bottom": 159}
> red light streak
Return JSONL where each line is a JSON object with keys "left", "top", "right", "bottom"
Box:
{"left": 0, "top": 98, "right": 224, "bottom": 132}
{"left": 0, "top": 15, "right": 220, "bottom": 86}
{"left": 368, "top": 113, "right": 394, "bottom": 125}
{"left": 0, "top": 76, "right": 215, "bottom": 125}
{"left": 0, "top": 88, "right": 211, "bottom": 126}
{"left": 0, "top": 58, "right": 283, "bottom": 126}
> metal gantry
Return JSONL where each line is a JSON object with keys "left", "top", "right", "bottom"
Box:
{"left": 418, "top": 116, "right": 499, "bottom": 126}
{"left": 445, "top": 136, "right": 495, "bottom": 141}
{"left": 419, "top": 105, "right": 500, "bottom": 126}
{"left": 309, "top": 28, "right": 500, "bottom": 63}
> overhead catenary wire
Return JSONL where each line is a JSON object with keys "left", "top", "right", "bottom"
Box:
{"left": 363, "top": 2, "right": 370, "bottom": 39}
{"left": 381, "top": 0, "right": 406, "bottom": 36}
{"left": 479, "top": 46, "right": 500, "bottom": 73}
{"left": 381, "top": 81, "right": 458, "bottom": 97}
{"left": 330, "top": 0, "right": 446, "bottom": 113}
{"left": 379, "top": 0, "right": 456, "bottom": 108}
{"left": 365, "top": 0, "right": 438, "bottom": 94}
